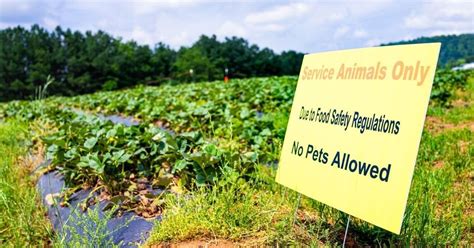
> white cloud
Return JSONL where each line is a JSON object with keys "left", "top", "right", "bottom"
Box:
{"left": 365, "top": 38, "right": 382, "bottom": 47}
{"left": 0, "top": 0, "right": 48, "bottom": 23}
{"left": 131, "top": 0, "right": 203, "bottom": 14}
{"left": 404, "top": 0, "right": 473, "bottom": 33}
{"left": 0, "top": 0, "right": 33, "bottom": 13}
{"left": 43, "top": 17, "right": 58, "bottom": 29}
{"left": 404, "top": 16, "right": 430, "bottom": 29}
{"left": 166, "top": 31, "right": 192, "bottom": 48}
{"left": 344, "top": 0, "right": 393, "bottom": 16}
{"left": 0, "top": 22, "right": 9, "bottom": 29}
{"left": 353, "top": 29, "right": 368, "bottom": 38}
{"left": 255, "top": 24, "right": 286, "bottom": 32}
{"left": 334, "top": 26, "right": 349, "bottom": 38}
{"left": 328, "top": 12, "right": 346, "bottom": 22}
{"left": 245, "top": 2, "right": 310, "bottom": 24}
{"left": 129, "top": 26, "right": 154, "bottom": 45}
{"left": 217, "top": 21, "right": 248, "bottom": 37}
{"left": 96, "top": 19, "right": 109, "bottom": 30}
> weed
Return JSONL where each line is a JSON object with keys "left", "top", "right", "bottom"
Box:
{"left": 0, "top": 120, "right": 52, "bottom": 246}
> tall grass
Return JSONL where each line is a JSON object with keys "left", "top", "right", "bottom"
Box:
{"left": 146, "top": 165, "right": 341, "bottom": 246}
{"left": 147, "top": 166, "right": 279, "bottom": 245}
{"left": 0, "top": 119, "right": 131, "bottom": 247}
{"left": 0, "top": 120, "right": 52, "bottom": 246}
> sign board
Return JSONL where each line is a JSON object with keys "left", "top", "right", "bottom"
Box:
{"left": 276, "top": 43, "right": 440, "bottom": 234}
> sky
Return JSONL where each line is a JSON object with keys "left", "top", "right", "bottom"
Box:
{"left": 0, "top": 0, "right": 472, "bottom": 53}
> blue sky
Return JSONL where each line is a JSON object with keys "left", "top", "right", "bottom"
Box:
{"left": 0, "top": 0, "right": 472, "bottom": 53}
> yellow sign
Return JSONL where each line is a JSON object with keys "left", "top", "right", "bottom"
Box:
{"left": 276, "top": 43, "right": 440, "bottom": 234}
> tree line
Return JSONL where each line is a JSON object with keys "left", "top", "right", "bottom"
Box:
{"left": 0, "top": 25, "right": 304, "bottom": 101}
{"left": 382, "top": 33, "right": 473, "bottom": 67}
{"left": 1, "top": 25, "right": 472, "bottom": 102}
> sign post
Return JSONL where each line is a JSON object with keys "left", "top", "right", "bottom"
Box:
{"left": 276, "top": 43, "right": 440, "bottom": 234}
{"left": 343, "top": 215, "right": 351, "bottom": 247}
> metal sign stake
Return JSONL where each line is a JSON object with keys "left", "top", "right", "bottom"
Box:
{"left": 342, "top": 215, "right": 351, "bottom": 248}
{"left": 292, "top": 193, "right": 302, "bottom": 226}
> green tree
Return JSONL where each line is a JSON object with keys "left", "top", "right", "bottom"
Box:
{"left": 174, "top": 47, "right": 215, "bottom": 82}
{"left": 151, "top": 42, "right": 176, "bottom": 80}
{"left": 278, "top": 50, "right": 304, "bottom": 75}
{"left": 382, "top": 34, "right": 474, "bottom": 67}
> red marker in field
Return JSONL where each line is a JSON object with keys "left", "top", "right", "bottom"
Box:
{"left": 224, "top": 68, "right": 229, "bottom": 83}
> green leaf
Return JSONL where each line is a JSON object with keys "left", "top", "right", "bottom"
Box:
{"left": 172, "top": 159, "right": 189, "bottom": 173}
{"left": 118, "top": 153, "right": 132, "bottom": 163}
{"left": 243, "top": 151, "right": 258, "bottom": 163}
{"left": 152, "top": 132, "right": 166, "bottom": 141}
{"left": 195, "top": 173, "right": 207, "bottom": 187}
{"left": 64, "top": 147, "right": 78, "bottom": 160}
{"left": 106, "top": 128, "right": 117, "bottom": 138}
{"left": 260, "top": 128, "right": 271, "bottom": 136}
{"left": 84, "top": 137, "right": 98, "bottom": 149}
{"left": 240, "top": 108, "right": 250, "bottom": 119}
{"left": 88, "top": 154, "right": 105, "bottom": 174}
{"left": 133, "top": 147, "right": 147, "bottom": 156}
{"left": 203, "top": 143, "right": 219, "bottom": 156}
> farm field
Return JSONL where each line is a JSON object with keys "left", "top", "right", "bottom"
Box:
{"left": 0, "top": 70, "right": 472, "bottom": 247}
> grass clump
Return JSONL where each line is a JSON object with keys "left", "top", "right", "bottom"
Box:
{"left": 147, "top": 165, "right": 339, "bottom": 247}
{"left": 147, "top": 166, "right": 278, "bottom": 245}
{"left": 402, "top": 128, "right": 473, "bottom": 245}
{"left": 0, "top": 120, "right": 52, "bottom": 246}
